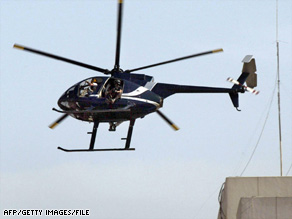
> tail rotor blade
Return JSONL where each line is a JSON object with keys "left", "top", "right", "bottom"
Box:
{"left": 227, "top": 77, "right": 260, "bottom": 95}
{"left": 156, "top": 110, "right": 179, "bottom": 131}
{"left": 49, "top": 114, "right": 69, "bottom": 129}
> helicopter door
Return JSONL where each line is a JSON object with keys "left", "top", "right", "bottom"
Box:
{"left": 102, "top": 78, "right": 124, "bottom": 104}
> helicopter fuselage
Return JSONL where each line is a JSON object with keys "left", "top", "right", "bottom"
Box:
{"left": 58, "top": 76, "right": 163, "bottom": 123}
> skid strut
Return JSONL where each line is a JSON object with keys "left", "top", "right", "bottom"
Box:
{"left": 89, "top": 122, "right": 99, "bottom": 150}
{"left": 58, "top": 120, "right": 136, "bottom": 152}
{"left": 125, "top": 119, "right": 135, "bottom": 149}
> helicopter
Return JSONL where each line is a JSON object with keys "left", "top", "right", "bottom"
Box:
{"left": 13, "top": 0, "right": 258, "bottom": 152}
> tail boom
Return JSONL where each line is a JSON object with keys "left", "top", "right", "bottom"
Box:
{"left": 151, "top": 83, "right": 240, "bottom": 99}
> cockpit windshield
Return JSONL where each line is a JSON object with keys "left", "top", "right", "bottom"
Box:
{"left": 78, "top": 77, "right": 104, "bottom": 97}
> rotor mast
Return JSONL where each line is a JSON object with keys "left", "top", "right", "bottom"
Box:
{"left": 114, "top": 0, "right": 124, "bottom": 72}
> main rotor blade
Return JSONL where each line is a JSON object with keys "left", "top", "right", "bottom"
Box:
{"left": 114, "top": 0, "right": 124, "bottom": 70}
{"left": 13, "top": 44, "right": 110, "bottom": 74}
{"left": 126, "top": 48, "right": 223, "bottom": 73}
{"left": 49, "top": 114, "right": 69, "bottom": 129}
{"left": 156, "top": 110, "right": 179, "bottom": 131}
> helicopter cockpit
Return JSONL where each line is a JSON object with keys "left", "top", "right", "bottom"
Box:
{"left": 77, "top": 77, "right": 124, "bottom": 103}
{"left": 78, "top": 77, "right": 104, "bottom": 98}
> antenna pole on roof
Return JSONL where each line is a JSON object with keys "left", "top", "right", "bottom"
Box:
{"left": 276, "top": 0, "right": 283, "bottom": 177}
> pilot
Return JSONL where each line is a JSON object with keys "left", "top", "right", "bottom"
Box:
{"left": 86, "top": 78, "right": 98, "bottom": 95}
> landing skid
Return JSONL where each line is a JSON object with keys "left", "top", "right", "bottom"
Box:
{"left": 57, "top": 147, "right": 135, "bottom": 152}
{"left": 58, "top": 119, "right": 136, "bottom": 152}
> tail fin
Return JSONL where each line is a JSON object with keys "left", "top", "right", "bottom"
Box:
{"left": 229, "top": 93, "right": 240, "bottom": 111}
{"left": 228, "top": 55, "right": 257, "bottom": 110}
{"left": 242, "top": 55, "right": 257, "bottom": 88}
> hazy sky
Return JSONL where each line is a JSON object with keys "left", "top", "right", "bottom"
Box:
{"left": 1, "top": 0, "right": 291, "bottom": 218}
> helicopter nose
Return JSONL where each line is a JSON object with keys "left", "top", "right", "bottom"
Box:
{"left": 57, "top": 85, "right": 79, "bottom": 110}
{"left": 58, "top": 95, "right": 71, "bottom": 110}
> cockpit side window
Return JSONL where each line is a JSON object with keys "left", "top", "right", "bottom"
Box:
{"left": 78, "top": 77, "right": 104, "bottom": 97}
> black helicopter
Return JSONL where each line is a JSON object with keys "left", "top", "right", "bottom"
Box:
{"left": 13, "top": 0, "right": 258, "bottom": 152}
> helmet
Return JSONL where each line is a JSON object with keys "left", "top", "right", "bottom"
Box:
{"left": 114, "top": 80, "right": 122, "bottom": 86}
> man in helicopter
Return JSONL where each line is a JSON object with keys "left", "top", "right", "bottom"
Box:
{"left": 85, "top": 78, "right": 99, "bottom": 95}
{"left": 105, "top": 79, "right": 123, "bottom": 104}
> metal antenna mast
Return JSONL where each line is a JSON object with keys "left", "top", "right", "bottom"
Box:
{"left": 276, "top": 0, "right": 283, "bottom": 176}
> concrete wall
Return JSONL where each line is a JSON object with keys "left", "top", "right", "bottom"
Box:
{"left": 218, "top": 177, "right": 292, "bottom": 219}
{"left": 237, "top": 197, "right": 292, "bottom": 219}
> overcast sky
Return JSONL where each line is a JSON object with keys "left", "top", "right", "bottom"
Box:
{"left": 1, "top": 0, "right": 291, "bottom": 218}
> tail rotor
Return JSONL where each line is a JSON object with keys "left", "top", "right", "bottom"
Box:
{"left": 227, "top": 77, "right": 260, "bottom": 95}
